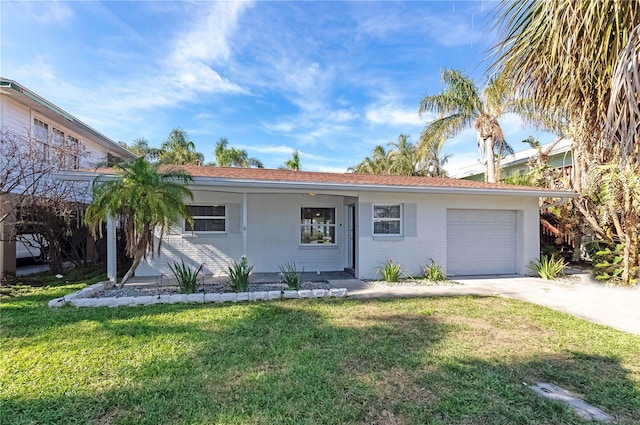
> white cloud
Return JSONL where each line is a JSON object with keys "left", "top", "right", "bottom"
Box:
{"left": 365, "top": 103, "right": 428, "bottom": 126}
{"left": 21, "top": 1, "right": 74, "bottom": 24}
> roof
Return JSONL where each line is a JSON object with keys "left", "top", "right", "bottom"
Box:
{"left": 0, "top": 78, "right": 136, "bottom": 160}
{"left": 449, "top": 138, "right": 573, "bottom": 179}
{"left": 58, "top": 165, "right": 577, "bottom": 198}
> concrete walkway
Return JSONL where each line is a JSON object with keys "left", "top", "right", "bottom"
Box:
{"left": 329, "top": 274, "right": 640, "bottom": 335}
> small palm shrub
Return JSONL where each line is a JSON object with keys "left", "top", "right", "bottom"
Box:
{"left": 168, "top": 259, "right": 203, "bottom": 294}
{"left": 528, "top": 254, "right": 567, "bottom": 280}
{"left": 422, "top": 260, "right": 447, "bottom": 282}
{"left": 377, "top": 259, "right": 404, "bottom": 282}
{"left": 279, "top": 261, "right": 303, "bottom": 290}
{"left": 228, "top": 256, "right": 253, "bottom": 292}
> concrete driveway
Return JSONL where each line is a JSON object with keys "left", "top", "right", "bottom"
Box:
{"left": 332, "top": 273, "right": 640, "bottom": 335}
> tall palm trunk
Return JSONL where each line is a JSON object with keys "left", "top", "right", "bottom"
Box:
{"left": 484, "top": 136, "right": 497, "bottom": 183}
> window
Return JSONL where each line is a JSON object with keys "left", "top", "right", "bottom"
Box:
{"left": 185, "top": 205, "right": 226, "bottom": 232}
{"left": 373, "top": 204, "right": 402, "bottom": 235}
{"left": 301, "top": 207, "right": 336, "bottom": 244}
{"left": 33, "top": 118, "right": 49, "bottom": 140}
{"left": 52, "top": 127, "right": 65, "bottom": 144}
{"left": 66, "top": 135, "right": 80, "bottom": 169}
{"left": 33, "top": 118, "right": 49, "bottom": 161}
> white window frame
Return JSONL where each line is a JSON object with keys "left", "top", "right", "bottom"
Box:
{"left": 372, "top": 204, "right": 403, "bottom": 236}
{"left": 300, "top": 206, "right": 337, "bottom": 245}
{"left": 66, "top": 135, "right": 80, "bottom": 169}
{"left": 33, "top": 118, "right": 49, "bottom": 161}
{"left": 184, "top": 205, "right": 226, "bottom": 234}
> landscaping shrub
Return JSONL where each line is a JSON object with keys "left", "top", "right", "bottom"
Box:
{"left": 528, "top": 254, "right": 566, "bottom": 280}
{"left": 168, "top": 259, "right": 203, "bottom": 294}
{"left": 421, "top": 259, "right": 447, "bottom": 281}
{"left": 228, "top": 256, "right": 253, "bottom": 292}
{"left": 279, "top": 261, "right": 303, "bottom": 290}
{"left": 377, "top": 259, "right": 404, "bottom": 282}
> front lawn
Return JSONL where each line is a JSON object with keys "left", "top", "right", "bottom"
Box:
{"left": 1, "top": 276, "right": 639, "bottom": 424}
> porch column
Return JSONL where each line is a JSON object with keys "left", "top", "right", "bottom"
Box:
{"left": 242, "top": 192, "right": 248, "bottom": 257}
{"left": 106, "top": 215, "right": 117, "bottom": 285}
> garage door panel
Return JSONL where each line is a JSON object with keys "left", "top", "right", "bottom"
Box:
{"left": 447, "top": 209, "right": 516, "bottom": 276}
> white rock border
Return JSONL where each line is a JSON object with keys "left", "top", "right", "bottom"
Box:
{"left": 49, "top": 282, "right": 348, "bottom": 308}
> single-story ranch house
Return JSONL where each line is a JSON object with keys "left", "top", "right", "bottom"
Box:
{"left": 60, "top": 166, "right": 577, "bottom": 281}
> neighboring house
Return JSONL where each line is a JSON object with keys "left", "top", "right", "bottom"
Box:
{"left": 60, "top": 167, "right": 576, "bottom": 280}
{"left": 450, "top": 138, "right": 573, "bottom": 182}
{"left": 0, "top": 78, "right": 136, "bottom": 276}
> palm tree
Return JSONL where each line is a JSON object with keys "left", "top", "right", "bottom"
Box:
{"left": 213, "top": 138, "right": 264, "bottom": 168}
{"left": 85, "top": 157, "right": 193, "bottom": 287}
{"left": 387, "top": 134, "right": 422, "bottom": 176}
{"left": 418, "top": 69, "right": 516, "bottom": 183}
{"left": 349, "top": 145, "right": 393, "bottom": 174}
{"left": 280, "top": 150, "right": 301, "bottom": 171}
{"left": 421, "top": 135, "right": 451, "bottom": 178}
{"left": 158, "top": 128, "right": 204, "bottom": 165}
{"left": 126, "top": 138, "right": 161, "bottom": 162}
{"left": 490, "top": 0, "right": 640, "bottom": 285}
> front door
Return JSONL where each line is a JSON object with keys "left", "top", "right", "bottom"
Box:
{"left": 347, "top": 204, "right": 356, "bottom": 270}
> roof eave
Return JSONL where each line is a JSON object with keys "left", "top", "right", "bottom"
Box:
{"left": 55, "top": 171, "right": 578, "bottom": 198}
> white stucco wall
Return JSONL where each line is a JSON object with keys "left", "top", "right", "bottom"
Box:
{"left": 137, "top": 191, "right": 347, "bottom": 276}
{"left": 356, "top": 192, "right": 540, "bottom": 279}
{"left": 137, "top": 188, "right": 541, "bottom": 279}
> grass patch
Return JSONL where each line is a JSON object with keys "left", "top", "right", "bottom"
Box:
{"left": 1, "top": 279, "right": 639, "bottom": 424}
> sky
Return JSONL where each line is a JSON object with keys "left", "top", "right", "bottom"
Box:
{"left": 1, "top": 0, "right": 555, "bottom": 173}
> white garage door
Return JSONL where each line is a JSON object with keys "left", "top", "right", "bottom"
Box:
{"left": 447, "top": 209, "right": 517, "bottom": 276}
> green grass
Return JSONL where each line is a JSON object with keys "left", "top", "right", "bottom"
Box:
{"left": 1, "top": 274, "right": 639, "bottom": 424}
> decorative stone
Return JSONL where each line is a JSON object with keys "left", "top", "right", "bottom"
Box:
{"left": 204, "top": 293, "right": 221, "bottom": 303}
{"left": 236, "top": 292, "right": 249, "bottom": 302}
{"left": 283, "top": 290, "right": 299, "bottom": 299}
{"left": 329, "top": 288, "right": 348, "bottom": 297}
{"left": 529, "top": 383, "right": 615, "bottom": 423}
{"left": 70, "top": 298, "right": 100, "bottom": 308}
{"left": 267, "top": 291, "right": 282, "bottom": 300}
{"left": 249, "top": 291, "right": 268, "bottom": 301}
{"left": 49, "top": 298, "right": 67, "bottom": 308}
{"left": 219, "top": 293, "right": 237, "bottom": 303}
{"left": 297, "top": 290, "right": 312, "bottom": 298}
{"left": 312, "top": 289, "right": 329, "bottom": 298}
{"left": 157, "top": 295, "right": 173, "bottom": 304}
{"left": 186, "top": 294, "right": 203, "bottom": 304}
{"left": 131, "top": 296, "right": 158, "bottom": 306}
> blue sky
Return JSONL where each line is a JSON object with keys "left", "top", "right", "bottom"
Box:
{"left": 2, "top": 0, "right": 554, "bottom": 173}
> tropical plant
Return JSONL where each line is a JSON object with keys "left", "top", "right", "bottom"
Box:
{"left": 85, "top": 157, "right": 194, "bottom": 287}
{"left": 228, "top": 256, "right": 253, "bottom": 292}
{"left": 158, "top": 128, "right": 204, "bottom": 165}
{"left": 124, "top": 137, "right": 162, "bottom": 162}
{"left": 168, "top": 259, "right": 203, "bottom": 294}
{"left": 421, "top": 260, "right": 448, "bottom": 282}
{"left": 418, "top": 69, "right": 516, "bottom": 182}
{"left": 213, "top": 138, "right": 264, "bottom": 168}
{"left": 421, "top": 135, "right": 451, "bottom": 178}
{"left": 377, "top": 259, "right": 404, "bottom": 283}
{"left": 279, "top": 261, "right": 303, "bottom": 290}
{"left": 490, "top": 0, "right": 640, "bottom": 285}
{"left": 349, "top": 134, "right": 430, "bottom": 176}
{"left": 280, "top": 150, "right": 301, "bottom": 171}
{"left": 349, "top": 145, "right": 392, "bottom": 174}
{"left": 528, "top": 254, "right": 567, "bottom": 280}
